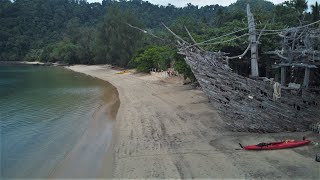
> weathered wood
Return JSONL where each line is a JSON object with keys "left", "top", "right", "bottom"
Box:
{"left": 162, "top": 23, "right": 186, "bottom": 43}
{"left": 181, "top": 48, "right": 320, "bottom": 132}
{"left": 281, "top": 67, "right": 286, "bottom": 86}
{"left": 126, "top": 23, "right": 166, "bottom": 41}
{"left": 228, "top": 43, "right": 250, "bottom": 60}
{"left": 268, "top": 27, "right": 320, "bottom": 65}
{"left": 228, "top": 27, "right": 265, "bottom": 60}
{"left": 184, "top": 26, "right": 204, "bottom": 51}
{"left": 247, "top": 4, "right": 259, "bottom": 77}
{"left": 303, "top": 67, "right": 310, "bottom": 88}
{"left": 272, "top": 63, "right": 318, "bottom": 68}
{"left": 267, "top": 24, "right": 319, "bottom": 92}
{"left": 162, "top": 5, "right": 320, "bottom": 133}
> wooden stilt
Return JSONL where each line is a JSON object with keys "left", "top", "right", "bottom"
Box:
{"left": 303, "top": 67, "right": 310, "bottom": 88}
{"left": 281, "top": 66, "right": 286, "bottom": 86}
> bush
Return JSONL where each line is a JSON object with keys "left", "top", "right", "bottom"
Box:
{"left": 174, "top": 57, "right": 196, "bottom": 82}
{"left": 24, "top": 49, "right": 43, "bottom": 62}
{"left": 40, "top": 40, "right": 80, "bottom": 64}
{"left": 131, "top": 46, "right": 174, "bottom": 72}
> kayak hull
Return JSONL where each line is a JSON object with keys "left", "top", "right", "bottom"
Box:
{"left": 244, "top": 140, "right": 311, "bottom": 150}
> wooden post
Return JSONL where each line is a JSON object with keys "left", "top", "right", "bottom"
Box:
{"left": 226, "top": 57, "right": 229, "bottom": 66}
{"left": 303, "top": 67, "right": 310, "bottom": 88}
{"left": 275, "top": 72, "right": 279, "bottom": 83}
{"left": 247, "top": 4, "right": 259, "bottom": 77}
{"left": 281, "top": 67, "right": 286, "bottom": 86}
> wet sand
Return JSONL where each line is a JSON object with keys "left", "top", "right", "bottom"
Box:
{"left": 49, "top": 76, "right": 119, "bottom": 178}
{"left": 67, "top": 65, "right": 319, "bottom": 179}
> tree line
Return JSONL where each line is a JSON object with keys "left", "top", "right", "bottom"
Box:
{"left": 0, "top": 0, "right": 319, "bottom": 80}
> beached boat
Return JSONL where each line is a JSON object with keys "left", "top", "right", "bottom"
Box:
{"left": 240, "top": 139, "right": 311, "bottom": 150}
{"left": 160, "top": 3, "right": 320, "bottom": 133}
{"left": 165, "top": 17, "right": 320, "bottom": 132}
{"left": 177, "top": 44, "right": 320, "bottom": 132}
{"left": 127, "top": 5, "right": 319, "bottom": 133}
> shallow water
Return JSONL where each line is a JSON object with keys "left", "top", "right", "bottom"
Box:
{"left": 0, "top": 66, "right": 116, "bottom": 178}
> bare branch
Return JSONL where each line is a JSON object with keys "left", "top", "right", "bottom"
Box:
{"left": 184, "top": 26, "right": 204, "bottom": 51}
{"left": 257, "top": 25, "right": 266, "bottom": 42}
{"left": 126, "top": 23, "right": 166, "bottom": 41}
{"left": 227, "top": 43, "right": 251, "bottom": 60}
{"left": 162, "top": 23, "right": 187, "bottom": 43}
{"left": 186, "top": 27, "right": 249, "bottom": 49}
{"left": 269, "top": 50, "right": 289, "bottom": 60}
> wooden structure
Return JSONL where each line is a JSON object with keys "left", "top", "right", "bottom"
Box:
{"left": 176, "top": 44, "right": 319, "bottom": 132}
{"left": 162, "top": 6, "right": 320, "bottom": 133}
{"left": 128, "top": 5, "right": 320, "bottom": 133}
{"left": 268, "top": 27, "right": 320, "bottom": 89}
{"left": 247, "top": 4, "right": 259, "bottom": 77}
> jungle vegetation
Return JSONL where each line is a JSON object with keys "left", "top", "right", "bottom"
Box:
{"left": 1, "top": 0, "right": 319, "bottom": 80}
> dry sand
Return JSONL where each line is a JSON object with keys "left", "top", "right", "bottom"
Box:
{"left": 67, "top": 65, "right": 319, "bottom": 179}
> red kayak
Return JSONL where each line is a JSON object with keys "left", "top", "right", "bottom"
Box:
{"left": 240, "top": 140, "right": 311, "bottom": 150}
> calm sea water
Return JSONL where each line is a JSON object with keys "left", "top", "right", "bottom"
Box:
{"left": 0, "top": 66, "right": 115, "bottom": 178}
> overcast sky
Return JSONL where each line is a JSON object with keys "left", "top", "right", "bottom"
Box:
{"left": 86, "top": 0, "right": 318, "bottom": 7}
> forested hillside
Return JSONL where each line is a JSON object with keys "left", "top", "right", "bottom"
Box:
{"left": 1, "top": 0, "right": 319, "bottom": 78}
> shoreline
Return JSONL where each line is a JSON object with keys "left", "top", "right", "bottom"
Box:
{"left": 67, "top": 65, "right": 319, "bottom": 179}
{"left": 49, "top": 68, "right": 120, "bottom": 178}
{"left": 0, "top": 61, "right": 66, "bottom": 66}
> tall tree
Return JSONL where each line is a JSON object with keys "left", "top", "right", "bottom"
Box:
{"left": 283, "top": 0, "right": 308, "bottom": 22}
{"left": 94, "top": 5, "right": 143, "bottom": 66}
{"left": 311, "top": 1, "right": 320, "bottom": 22}
{"left": 292, "top": 0, "right": 308, "bottom": 15}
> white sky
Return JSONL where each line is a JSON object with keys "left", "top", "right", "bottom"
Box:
{"left": 86, "top": 0, "right": 318, "bottom": 7}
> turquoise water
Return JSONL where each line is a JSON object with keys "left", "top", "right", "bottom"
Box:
{"left": 0, "top": 66, "right": 115, "bottom": 178}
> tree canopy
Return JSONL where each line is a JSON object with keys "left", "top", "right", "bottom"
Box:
{"left": 0, "top": 0, "right": 319, "bottom": 78}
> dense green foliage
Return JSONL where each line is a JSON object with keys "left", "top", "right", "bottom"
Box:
{"left": 1, "top": 0, "right": 319, "bottom": 79}
{"left": 0, "top": 0, "right": 102, "bottom": 61}
{"left": 174, "top": 57, "right": 196, "bottom": 82}
{"left": 94, "top": 6, "right": 143, "bottom": 66}
{"left": 311, "top": 2, "right": 320, "bottom": 22}
{"left": 131, "top": 46, "right": 175, "bottom": 72}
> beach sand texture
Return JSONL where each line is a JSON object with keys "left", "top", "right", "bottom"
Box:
{"left": 67, "top": 65, "right": 319, "bottom": 179}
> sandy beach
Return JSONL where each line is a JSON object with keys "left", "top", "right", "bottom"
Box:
{"left": 67, "top": 65, "right": 319, "bottom": 179}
